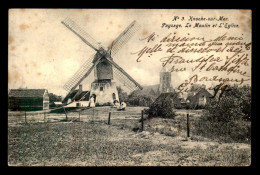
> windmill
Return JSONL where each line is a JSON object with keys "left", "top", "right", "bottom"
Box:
{"left": 61, "top": 17, "right": 143, "bottom": 106}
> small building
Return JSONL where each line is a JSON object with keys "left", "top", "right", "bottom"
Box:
{"left": 8, "top": 89, "right": 49, "bottom": 111}
{"left": 62, "top": 85, "right": 90, "bottom": 107}
{"left": 186, "top": 87, "right": 213, "bottom": 108}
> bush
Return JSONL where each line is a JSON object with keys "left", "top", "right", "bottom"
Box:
{"left": 205, "top": 85, "right": 251, "bottom": 122}
{"left": 147, "top": 96, "right": 176, "bottom": 119}
{"left": 194, "top": 85, "right": 251, "bottom": 143}
{"left": 116, "top": 87, "right": 155, "bottom": 107}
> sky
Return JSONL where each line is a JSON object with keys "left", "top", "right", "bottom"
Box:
{"left": 8, "top": 9, "right": 251, "bottom": 97}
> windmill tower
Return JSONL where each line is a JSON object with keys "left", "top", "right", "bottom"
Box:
{"left": 61, "top": 18, "right": 143, "bottom": 106}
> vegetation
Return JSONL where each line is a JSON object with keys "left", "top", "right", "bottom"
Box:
{"left": 8, "top": 84, "right": 251, "bottom": 165}
{"left": 141, "top": 85, "right": 251, "bottom": 143}
{"left": 205, "top": 85, "right": 251, "bottom": 122}
{"left": 49, "top": 93, "right": 62, "bottom": 103}
{"left": 116, "top": 87, "right": 157, "bottom": 107}
{"left": 193, "top": 85, "right": 251, "bottom": 143}
{"left": 8, "top": 120, "right": 250, "bottom": 166}
{"left": 146, "top": 95, "right": 177, "bottom": 119}
{"left": 49, "top": 93, "right": 62, "bottom": 108}
{"left": 192, "top": 119, "right": 251, "bottom": 143}
{"left": 127, "top": 90, "right": 156, "bottom": 107}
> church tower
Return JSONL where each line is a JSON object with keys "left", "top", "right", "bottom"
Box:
{"left": 159, "top": 64, "right": 174, "bottom": 93}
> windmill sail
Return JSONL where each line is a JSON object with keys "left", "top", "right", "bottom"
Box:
{"left": 113, "top": 67, "right": 141, "bottom": 91}
{"left": 62, "top": 18, "right": 142, "bottom": 94}
{"left": 105, "top": 56, "right": 143, "bottom": 91}
{"left": 61, "top": 17, "right": 101, "bottom": 51}
{"left": 63, "top": 53, "right": 103, "bottom": 92}
{"left": 61, "top": 17, "right": 105, "bottom": 92}
{"left": 108, "top": 20, "right": 141, "bottom": 57}
{"left": 63, "top": 53, "right": 96, "bottom": 91}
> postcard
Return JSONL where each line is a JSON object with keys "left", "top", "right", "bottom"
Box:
{"left": 8, "top": 9, "right": 251, "bottom": 166}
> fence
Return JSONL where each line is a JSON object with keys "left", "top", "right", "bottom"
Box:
{"left": 8, "top": 107, "right": 200, "bottom": 139}
{"left": 137, "top": 110, "right": 203, "bottom": 139}
{"left": 8, "top": 107, "right": 146, "bottom": 130}
{"left": 8, "top": 111, "right": 48, "bottom": 124}
{"left": 104, "top": 109, "right": 198, "bottom": 137}
{"left": 106, "top": 110, "right": 145, "bottom": 132}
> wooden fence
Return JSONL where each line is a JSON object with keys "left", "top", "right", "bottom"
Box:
{"left": 8, "top": 107, "right": 146, "bottom": 130}
{"left": 8, "top": 107, "right": 195, "bottom": 138}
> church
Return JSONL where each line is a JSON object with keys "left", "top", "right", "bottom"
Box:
{"left": 159, "top": 65, "right": 174, "bottom": 94}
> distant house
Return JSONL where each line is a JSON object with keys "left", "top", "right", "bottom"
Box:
{"left": 8, "top": 89, "right": 49, "bottom": 111}
{"left": 62, "top": 85, "right": 90, "bottom": 107}
{"left": 186, "top": 87, "right": 213, "bottom": 108}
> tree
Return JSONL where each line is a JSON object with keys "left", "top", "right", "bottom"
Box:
{"left": 205, "top": 85, "right": 251, "bottom": 122}
{"left": 49, "top": 93, "right": 62, "bottom": 103}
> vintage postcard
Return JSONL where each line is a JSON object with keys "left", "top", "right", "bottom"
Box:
{"left": 8, "top": 9, "right": 251, "bottom": 166}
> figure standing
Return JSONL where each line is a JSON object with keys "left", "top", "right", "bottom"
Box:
{"left": 89, "top": 95, "right": 95, "bottom": 107}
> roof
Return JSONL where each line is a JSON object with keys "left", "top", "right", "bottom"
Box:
{"left": 192, "top": 88, "right": 212, "bottom": 98}
{"left": 62, "top": 89, "right": 79, "bottom": 103}
{"left": 75, "top": 91, "right": 90, "bottom": 101}
{"left": 187, "top": 88, "right": 213, "bottom": 105}
{"left": 186, "top": 84, "right": 207, "bottom": 98}
{"left": 62, "top": 89, "right": 91, "bottom": 103}
{"left": 9, "top": 89, "right": 47, "bottom": 98}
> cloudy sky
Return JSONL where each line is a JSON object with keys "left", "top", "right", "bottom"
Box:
{"left": 8, "top": 9, "right": 251, "bottom": 96}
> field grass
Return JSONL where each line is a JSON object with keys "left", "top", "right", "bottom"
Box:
{"left": 191, "top": 119, "right": 251, "bottom": 144}
{"left": 144, "top": 110, "right": 251, "bottom": 144}
{"left": 8, "top": 110, "right": 251, "bottom": 166}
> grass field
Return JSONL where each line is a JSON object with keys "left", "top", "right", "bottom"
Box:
{"left": 8, "top": 107, "right": 251, "bottom": 166}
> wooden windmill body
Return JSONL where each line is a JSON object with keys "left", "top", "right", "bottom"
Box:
{"left": 61, "top": 18, "right": 142, "bottom": 106}
{"left": 90, "top": 48, "right": 118, "bottom": 105}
